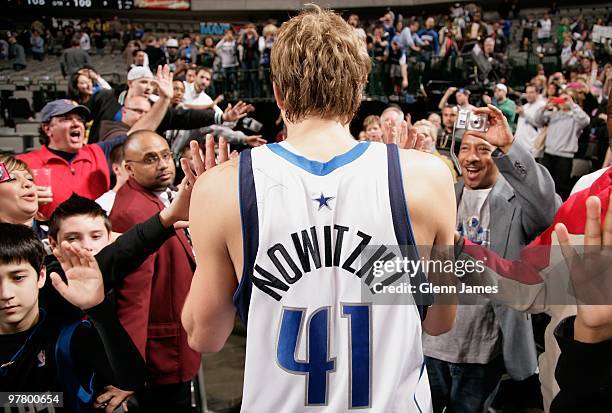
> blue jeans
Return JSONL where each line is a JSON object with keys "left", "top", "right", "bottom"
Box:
{"left": 426, "top": 355, "right": 504, "bottom": 413}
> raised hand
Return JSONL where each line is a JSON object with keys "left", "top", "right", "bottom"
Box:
{"left": 245, "top": 135, "right": 267, "bottom": 147}
{"left": 399, "top": 121, "right": 426, "bottom": 150}
{"left": 50, "top": 242, "right": 104, "bottom": 311}
{"left": 152, "top": 64, "right": 174, "bottom": 101}
{"left": 222, "top": 101, "right": 254, "bottom": 122}
{"left": 464, "top": 105, "right": 514, "bottom": 153}
{"left": 555, "top": 194, "right": 612, "bottom": 343}
{"left": 213, "top": 94, "right": 225, "bottom": 106}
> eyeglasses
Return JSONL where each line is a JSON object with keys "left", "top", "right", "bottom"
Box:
{"left": 125, "top": 150, "right": 173, "bottom": 166}
{"left": 124, "top": 107, "right": 148, "bottom": 115}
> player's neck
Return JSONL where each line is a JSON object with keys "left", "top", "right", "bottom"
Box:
{"left": 284, "top": 118, "right": 357, "bottom": 161}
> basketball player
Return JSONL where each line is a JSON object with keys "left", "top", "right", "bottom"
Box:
{"left": 182, "top": 5, "right": 457, "bottom": 412}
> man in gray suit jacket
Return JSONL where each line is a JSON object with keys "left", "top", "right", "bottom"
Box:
{"left": 423, "top": 105, "right": 562, "bottom": 413}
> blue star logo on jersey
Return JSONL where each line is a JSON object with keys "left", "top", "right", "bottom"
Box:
{"left": 313, "top": 193, "right": 335, "bottom": 211}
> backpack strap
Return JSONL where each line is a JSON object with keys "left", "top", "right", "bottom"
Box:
{"left": 55, "top": 319, "right": 95, "bottom": 413}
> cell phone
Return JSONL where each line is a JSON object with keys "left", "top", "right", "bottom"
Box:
{"left": 550, "top": 97, "right": 566, "bottom": 105}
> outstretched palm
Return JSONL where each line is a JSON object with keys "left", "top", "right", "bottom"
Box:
{"left": 50, "top": 242, "right": 105, "bottom": 311}
{"left": 153, "top": 64, "right": 174, "bottom": 100}
{"left": 223, "top": 101, "right": 254, "bottom": 122}
{"left": 555, "top": 193, "right": 612, "bottom": 342}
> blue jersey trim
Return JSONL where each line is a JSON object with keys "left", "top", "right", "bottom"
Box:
{"left": 233, "top": 149, "right": 257, "bottom": 326}
{"left": 267, "top": 141, "right": 370, "bottom": 176}
{"left": 413, "top": 360, "right": 426, "bottom": 413}
{"left": 386, "top": 144, "right": 430, "bottom": 321}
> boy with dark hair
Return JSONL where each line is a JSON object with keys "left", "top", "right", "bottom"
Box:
{"left": 0, "top": 223, "right": 144, "bottom": 411}
{"left": 40, "top": 172, "right": 193, "bottom": 321}
{"left": 48, "top": 194, "right": 112, "bottom": 245}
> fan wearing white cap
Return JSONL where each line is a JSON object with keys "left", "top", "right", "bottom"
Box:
{"left": 119, "top": 66, "right": 156, "bottom": 105}
{"left": 483, "top": 83, "right": 517, "bottom": 132}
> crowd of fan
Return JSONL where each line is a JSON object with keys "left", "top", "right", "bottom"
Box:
{"left": 2, "top": 3, "right": 610, "bottom": 101}
{"left": 0, "top": 3, "right": 611, "bottom": 413}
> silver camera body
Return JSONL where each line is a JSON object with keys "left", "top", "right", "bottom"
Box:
{"left": 455, "top": 109, "right": 489, "bottom": 132}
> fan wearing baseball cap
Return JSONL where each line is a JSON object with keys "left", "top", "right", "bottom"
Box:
{"left": 16, "top": 99, "right": 127, "bottom": 219}
{"left": 438, "top": 86, "right": 475, "bottom": 112}
{"left": 483, "top": 83, "right": 517, "bottom": 132}
{"left": 87, "top": 63, "right": 253, "bottom": 143}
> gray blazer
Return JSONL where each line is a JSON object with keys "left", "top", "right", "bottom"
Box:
{"left": 455, "top": 141, "right": 562, "bottom": 380}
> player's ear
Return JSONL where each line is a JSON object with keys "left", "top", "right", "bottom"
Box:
{"left": 272, "top": 82, "right": 284, "bottom": 112}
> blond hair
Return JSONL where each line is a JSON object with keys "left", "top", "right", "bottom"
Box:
{"left": 0, "top": 153, "right": 31, "bottom": 174}
{"left": 271, "top": 4, "right": 371, "bottom": 125}
{"left": 263, "top": 24, "right": 278, "bottom": 37}
{"left": 362, "top": 115, "right": 381, "bottom": 130}
{"left": 413, "top": 119, "right": 438, "bottom": 142}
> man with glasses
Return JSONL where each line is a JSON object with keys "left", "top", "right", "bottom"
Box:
{"left": 17, "top": 67, "right": 178, "bottom": 218}
{"left": 17, "top": 99, "right": 127, "bottom": 219}
{"left": 108, "top": 129, "right": 198, "bottom": 413}
{"left": 89, "top": 64, "right": 253, "bottom": 142}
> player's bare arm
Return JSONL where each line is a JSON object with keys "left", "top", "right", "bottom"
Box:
{"left": 181, "top": 158, "right": 242, "bottom": 353}
{"left": 400, "top": 149, "right": 458, "bottom": 336}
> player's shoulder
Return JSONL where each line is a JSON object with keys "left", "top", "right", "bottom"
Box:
{"left": 398, "top": 148, "right": 454, "bottom": 186}
{"left": 193, "top": 157, "right": 239, "bottom": 198}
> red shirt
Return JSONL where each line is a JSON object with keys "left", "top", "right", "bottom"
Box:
{"left": 17, "top": 145, "right": 110, "bottom": 219}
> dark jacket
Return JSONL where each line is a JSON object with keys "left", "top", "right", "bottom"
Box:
{"left": 41, "top": 212, "right": 175, "bottom": 321}
{"left": 550, "top": 316, "right": 612, "bottom": 413}
{"left": 60, "top": 47, "right": 92, "bottom": 78}
{"left": 88, "top": 89, "right": 122, "bottom": 143}
{"left": 89, "top": 90, "right": 218, "bottom": 143}
{"left": 0, "top": 300, "right": 145, "bottom": 409}
{"left": 109, "top": 178, "right": 199, "bottom": 386}
{"left": 145, "top": 45, "right": 166, "bottom": 72}
{"left": 99, "top": 120, "right": 130, "bottom": 142}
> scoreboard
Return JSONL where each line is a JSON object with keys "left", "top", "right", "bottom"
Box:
{"left": 16, "top": 0, "right": 134, "bottom": 9}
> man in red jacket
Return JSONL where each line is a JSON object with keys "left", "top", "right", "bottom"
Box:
{"left": 17, "top": 100, "right": 115, "bottom": 219}
{"left": 109, "top": 130, "right": 198, "bottom": 413}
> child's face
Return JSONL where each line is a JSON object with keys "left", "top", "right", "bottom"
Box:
{"left": 0, "top": 261, "right": 45, "bottom": 334}
{"left": 365, "top": 124, "right": 383, "bottom": 141}
{"left": 51, "top": 215, "right": 111, "bottom": 256}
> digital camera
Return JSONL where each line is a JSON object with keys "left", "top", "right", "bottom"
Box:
{"left": 455, "top": 109, "right": 489, "bottom": 132}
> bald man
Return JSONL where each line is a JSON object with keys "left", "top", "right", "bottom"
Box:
{"left": 109, "top": 130, "right": 198, "bottom": 413}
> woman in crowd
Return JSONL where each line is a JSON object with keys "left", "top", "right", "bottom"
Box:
{"left": 412, "top": 119, "right": 458, "bottom": 182}
{"left": 259, "top": 24, "right": 277, "bottom": 98}
{"left": 238, "top": 23, "right": 261, "bottom": 99}
{"left": 0, "top": 154, "right": 48, "bottom": 240}
{"left": 198, "top": 36, "right": 217, "bottom": 68}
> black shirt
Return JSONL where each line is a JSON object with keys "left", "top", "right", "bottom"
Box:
{"left": 0, "top": 301, "right": 145, "bottom": 411}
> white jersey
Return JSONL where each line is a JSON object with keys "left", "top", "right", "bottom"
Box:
{"left": 234, "top": 141, "right": 431, "bottom": 412}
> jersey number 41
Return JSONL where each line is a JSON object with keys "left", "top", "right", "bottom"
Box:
{"left": 276, "top": 304, "right": 371, "bottom": 408}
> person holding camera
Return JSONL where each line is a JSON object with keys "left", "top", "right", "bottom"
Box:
{"left": 424, "top": 104, "right": 560, "bottom": 413}
{"left": 535, "top": 92, "right": 590, "bottom": 199}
